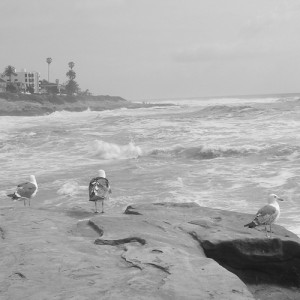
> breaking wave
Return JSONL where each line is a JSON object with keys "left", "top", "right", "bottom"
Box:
{"left": 149, "top": 144, "right": 300, "bottom": 160}
{"left": 92, "top": 140, "right": 142, "bottom": 160}
{"left": 48, "top": 108, "right": 93, "bottom": 117}
{"left": 186, "top": 105, "right": 263, "bottom": 119}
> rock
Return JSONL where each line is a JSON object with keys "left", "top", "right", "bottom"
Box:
{"left": 0, "top": 95, "right": 176, "bottom": 116}
{"left": 122, "top": 203, "right": 300, "bottom": 299}
{"left": 89, "top": 211, "right": 253, "bottom": 299}
{"left": 1, "top": 202, "right": 299, "bottom": 299}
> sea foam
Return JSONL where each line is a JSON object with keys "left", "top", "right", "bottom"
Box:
{"left": 92, "top": 140, "right": 142, "bottom": 160}
{"left": 57, "top": 181, "right": 86, "bottom": 197}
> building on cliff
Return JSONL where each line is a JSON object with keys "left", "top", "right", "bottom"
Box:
{"left": 0, "top": 78, "right": 6, "bottom": 92}
{"left": 1, "top": 69, "right": 40, "bottom": 93}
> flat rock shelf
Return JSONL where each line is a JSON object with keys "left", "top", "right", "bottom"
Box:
{"left": 0, "top": 202, "right": 299, "bottom": 299}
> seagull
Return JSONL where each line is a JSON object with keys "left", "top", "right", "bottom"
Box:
{"left": 89, "top": 169, "right": 112, "bottom": 213}
{"left": 244, "top": 193, "right": 284, "bottom": 238}
{"left": 7, "top": 175, "right": 38, "bottom": 206}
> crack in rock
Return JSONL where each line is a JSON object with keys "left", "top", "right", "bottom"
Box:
{"left": 124, "top": 206, "right": 142, "bottom": 215}
{"left": 121, "top": 256, "right": 143, "bottom": 270}
{"left": 151, "top": 249, "right": 163, "bottom": 253}
{"left": 88, "top": 220, "right": 104, "bottom": 236}
{"left": 94, "top": 237, "right": 146, "bottom": 246}
{"left": 145, "top": 263, "right": 171, "bottom": 274}
{"left": 10, "top": 272, "right": 26, "bottom": 280}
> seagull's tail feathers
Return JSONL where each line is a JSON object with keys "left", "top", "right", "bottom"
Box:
{"left": 7, "top": 193, "right": 20, "bottom": 200}
{"left": 244, "top": 220, "right": 258, "bottom": 228}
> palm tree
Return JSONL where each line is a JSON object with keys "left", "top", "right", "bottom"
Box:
{"left": 4, "top": 65, "right": 17, "bottom": 83}
{"left": 66, "top": 61, "right": 79, "bottom": 95}
{"left": 68, "top": 61, "right": 75, "bottom": 70}
{"left": 66, "top": 70, "right": 76, "bottom": 81}
{"left": 65, "top": 79, "right": 79, "bottom": 95}
{"left": 46, "top": 57, "right": 52, "bottom": 82}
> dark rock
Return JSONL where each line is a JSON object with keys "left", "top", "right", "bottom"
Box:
{"left": 124, "top": 205, "right": 143, "bottom": 215}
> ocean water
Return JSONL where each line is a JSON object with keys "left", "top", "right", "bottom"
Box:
{"left": 0, "top": 94, "right": 300, "bottom": 235}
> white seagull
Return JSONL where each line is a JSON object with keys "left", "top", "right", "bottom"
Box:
{"left": 244, "top": 193, "right": 284, "bottom": 238}
{"left": 7, "top": 175, "right": 38, "bottom": 206}
{"left": 89, "top": 169, "right": 112, "bottom": 213}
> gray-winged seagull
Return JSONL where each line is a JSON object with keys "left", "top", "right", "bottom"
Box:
{"left": 7, "top": 175, "right": 38, "bottom": 206}
{"left": 89, "top": 169, "right": 112, "bottom": 213}
{"left": 244, "top": 193, "right": 284, "bottom": 238}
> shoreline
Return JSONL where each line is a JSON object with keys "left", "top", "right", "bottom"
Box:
{"left": 0, "top": 93, "right": 175, "bottom": 116}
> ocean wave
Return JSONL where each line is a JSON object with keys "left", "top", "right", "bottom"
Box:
{"left": 149, "top": 144, "right": 255, "bottom": 160}
{"left": 187, "top": 105, "right": 262, "bottom": 119}
{"left": 149, "top": 144, "right": 300, "bottom": 160}
{"left": 47, "top": 108, "right": 95, "bottom": 118}
{"left": 92, "top": 140, "right": 142, "bottom": 160}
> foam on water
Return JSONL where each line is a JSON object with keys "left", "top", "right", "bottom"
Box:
{"left": 1, "top": 94, "right": 300, "bottom": 235}
{"left": 251, "top": 170, "right": 296, "bottom": 188}
{"left": 92, "top": 140, "right": 142, "bottom": 160}
{"left": 142, "top": 95, "right": 282, "bottom": 107}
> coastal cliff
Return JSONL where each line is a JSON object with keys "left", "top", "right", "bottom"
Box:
{"left": 0, "top": 93, "right": 169, "bottom": 116}
{"left": 0, "top": 202, "right": 299, "bottom": 299}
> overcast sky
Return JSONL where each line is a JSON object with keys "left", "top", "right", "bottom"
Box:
{"left": 1, "top": 0, "right": 300, "bottom": 100}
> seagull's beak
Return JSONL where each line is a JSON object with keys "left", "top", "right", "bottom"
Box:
{"left": 277, "top": 197, "right": 284, "bottom": 201}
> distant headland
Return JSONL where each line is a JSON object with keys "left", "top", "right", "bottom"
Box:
{"left": 0, "top": 92, "right": 174, "bottom": 116}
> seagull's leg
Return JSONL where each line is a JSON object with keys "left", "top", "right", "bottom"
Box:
{"left": 265, "top": 225, "right": 269, "bottom": 238}
{"left": 29, "top": 198, "right": 31, "bottom": 207}
{"left": 269, "top": 224, "right": 272, "bottom": 238}
{"left": 95, "top": 201, "right": 98, "bottom": 213}
{"left": 101, "top": 201, "right": 104, "bottom": 214}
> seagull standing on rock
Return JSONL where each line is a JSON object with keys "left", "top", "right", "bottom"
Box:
{"left": 89, "top": 169, "right": 112, "bottom": 214}
{"left": 244, "top": 193, "right": 284, "bottom": 238}
{"left": 7, "top": 175, "right": 38, "bottom": 206}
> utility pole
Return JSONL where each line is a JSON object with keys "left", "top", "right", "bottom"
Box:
{"left": 46, "top": 57, "right": 52, "bottom": 82}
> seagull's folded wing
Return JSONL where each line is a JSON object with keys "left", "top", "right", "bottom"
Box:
{"left": 17, "top": 182, "right": 37, "bottom": 198}
{"left": 255, "top": 204, "right": 278, "bottom": 225}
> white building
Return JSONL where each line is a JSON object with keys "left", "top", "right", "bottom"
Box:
{"left": 2, "top": 69, "right": 40, "bottom": 93}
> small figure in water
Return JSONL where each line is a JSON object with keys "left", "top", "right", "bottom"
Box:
{"left": 89, "top": 169, "right": 112, "bottom": 213}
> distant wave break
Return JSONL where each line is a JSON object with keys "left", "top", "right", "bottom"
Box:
{"left": 149, "top": 144, "right": 299, "bottom": 160}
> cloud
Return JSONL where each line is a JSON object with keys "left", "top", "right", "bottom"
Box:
{"left": 239, "top": 2, "right": 300, "bottom": 38}
{"left": 174, "top": 2, "right": 300, "bottom": 64}
{"left": 173, "top": 41, "right": 269, "bottom": 63}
